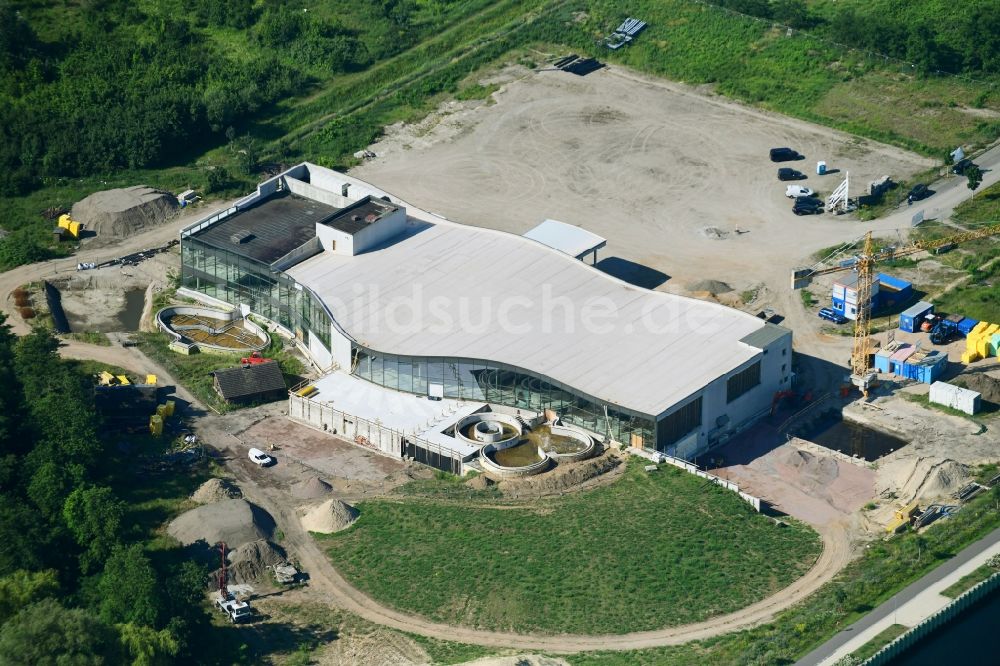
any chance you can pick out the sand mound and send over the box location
[878,456,970,503]
[291,476,333,500]
[686,279,733,295]
[783,448,840,486]
[167,499,275,548]
[497,452,620,496]
[300,499,359,534]
[72,185,177,239]
[192,478,242,504]
[227,540,287,584]
[954,372,1000,404]
[464,474,494,490]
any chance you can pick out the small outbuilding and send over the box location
[929,381,981,415]
[212,360,287,404]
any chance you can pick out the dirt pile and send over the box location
[878,456,970,503]
[291,476,333,500]
[497,452,621,496]
[192,478,242,504]
[783,448,840,487]
[167,499,275,548]
[686,279,733,294]
[954,372,1000,405]
[464,474,494,490]
[299,499,359,534]
[72,185,177,239]
[227,539,287,584]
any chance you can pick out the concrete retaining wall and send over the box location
[547,424,596,462]
[479,443,550,479]
[155,305,269,354]
[864,572,1000,665]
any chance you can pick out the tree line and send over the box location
[0,316,211,664]
[0,0,446,196]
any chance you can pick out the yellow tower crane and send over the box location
[791,223,1000,396]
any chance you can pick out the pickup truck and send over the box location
[216,594,252,624]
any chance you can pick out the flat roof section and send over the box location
[288,214,768,417]
[523,219,607,260]
[323,196,399,235]
[192,192,336,264]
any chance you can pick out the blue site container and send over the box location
[899,301,934,333]
[958,318,980,336]
[876,273,913,310]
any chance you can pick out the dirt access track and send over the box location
[206,413,851,654]
[353,65,933,299]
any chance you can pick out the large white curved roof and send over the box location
[286,186,770,417]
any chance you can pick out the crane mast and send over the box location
[850,232,876,395]
[790,222,1000,398]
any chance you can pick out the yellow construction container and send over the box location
[156,404,168,418]
[295,385,317,398]
[896,501,919,521]
[886,515,908,533]
[57,214,72,229]
[66,221,82,238]
[115,374,130,386]
[98,371,115,386]
[149,414,163,437]
[145,374,157,385]
[962,350,981,364]
[164,400,175,416]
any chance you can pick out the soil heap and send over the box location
[192,478,242,504]
[167,499,275,548]
[954,372,1000,405]
[227,540,287,584]
[300,499,359,534]
[72,185,177,239]
[878,456,970,503]
[291,476,333,500]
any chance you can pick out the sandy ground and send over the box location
[352,65,933,300]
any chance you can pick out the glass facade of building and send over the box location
[181,236,332,349]
[181,234,703,454]
[351,346,675,449]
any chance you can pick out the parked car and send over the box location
[818,308,848,324]
[785,185,814,198]
[248,448,274,467]
[770,147,801,162]
[907,184,930,203]
[951,158,976,175]
[793,197,824,215]
[778,167,806,181]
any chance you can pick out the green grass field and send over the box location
[320,460,821,635]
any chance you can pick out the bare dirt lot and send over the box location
[352,66,933,299]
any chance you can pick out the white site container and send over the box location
[929,381,981,415]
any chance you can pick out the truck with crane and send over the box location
[215,542,253,624]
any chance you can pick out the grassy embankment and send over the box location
[320,459,821,635]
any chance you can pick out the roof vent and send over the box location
[230,230,254,244]
[351,215,361,222]
[365,213,378,223]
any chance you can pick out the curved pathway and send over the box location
[222,443,852,652]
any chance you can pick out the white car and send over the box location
[785,185,814,198]
[248,448,274,467]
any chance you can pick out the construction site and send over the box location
[2,56,999,664]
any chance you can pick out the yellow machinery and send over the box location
[115,374,130,386]
[885,501,920,533]
[792,223,1000,396]
[149,414,163,437]
[57,214,84,239]
[145,374,157,385]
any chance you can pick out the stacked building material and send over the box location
[963,321,999,362]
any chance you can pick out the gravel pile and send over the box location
[167,499,275,549]
[291,476,333,500]
[300,499,359,534]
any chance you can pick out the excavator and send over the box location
[791,222,1000,396]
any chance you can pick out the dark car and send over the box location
[951,158,976,175]
[793,198,824,215]
[907,184,930,203]
[770,147,801,162]
[818,308,848,324]
[778,167,806,181]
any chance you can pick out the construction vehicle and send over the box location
[57,214,84,239]
[791,223,1000,396]
[240,351,267,365]
[215,542,253,624]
